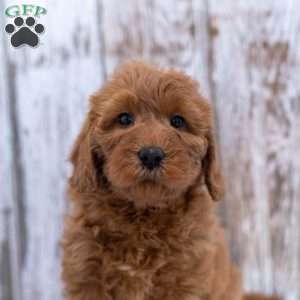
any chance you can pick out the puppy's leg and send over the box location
[62,222,107,300]
[148,254,215,300]
[217,265,243,300]
[244,294,282,300]
[62,220,149,300]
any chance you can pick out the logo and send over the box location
[4,4,47,48]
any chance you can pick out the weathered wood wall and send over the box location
[1,0,299,299]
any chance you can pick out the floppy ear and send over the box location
[202,131,225,201]
[69,114,103,193]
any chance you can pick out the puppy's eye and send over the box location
[170,115,186,129]
[117,112,134,126]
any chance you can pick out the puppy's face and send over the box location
[70,63,223,208]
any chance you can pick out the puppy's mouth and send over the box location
[104,145,199,205]
[138,166,163,182]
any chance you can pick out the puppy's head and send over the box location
[70,62,224,207]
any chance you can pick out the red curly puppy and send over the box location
[62,62,280,300]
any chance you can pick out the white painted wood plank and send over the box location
[3,0,106,299]
[209,1,300,299]
[0,14,10,297]
[191,0,213,99]
[140,0,199,75]
[102,0,147,74]
[0,24,13,300]
[102,0,209,95]
[0,1,23,298]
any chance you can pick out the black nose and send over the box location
[138,146,165,170]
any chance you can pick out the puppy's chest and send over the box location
[95,225,172,270]
[93,220,212,278]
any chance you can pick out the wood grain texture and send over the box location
[1,0,299,300]
[209,1,300,299]
[0,19,13,300]
[2,0,105,299]
[0,1,23,298]
[102,0,209,91]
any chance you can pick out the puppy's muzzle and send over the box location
[138,146,165,170]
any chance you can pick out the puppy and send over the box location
[62,62,280,300]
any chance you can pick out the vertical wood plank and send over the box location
[209,1,300,299]
[140,0,200,76]
[0,29,13,300]
[191,0,213,99]
[102,0,209,95]
[102,0,146,74]
[1,0,23,298]
[3,0,106,299]
[143,0,210,96]
[0,13,11,298]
